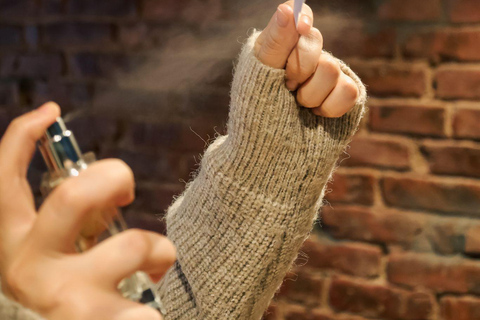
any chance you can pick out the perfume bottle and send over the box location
[37,117,166,314]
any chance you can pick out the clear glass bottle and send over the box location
[38,117,166,314]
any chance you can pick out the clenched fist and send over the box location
[255,1,359,117]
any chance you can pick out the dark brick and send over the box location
[16,54,63,78]
[350,61,428,97]
[382,176,480,217]
[41,0,64,14]
[446,0,480,23]
[0,26,22,47]
[119,23,149,48]
[441,296,480,320]
[325,172,375,206]
[68,0,136,16]
[405,29,480,62]
[71,53,140,78]
[0,54,16,77]
[436,67,480,100]
[0,110,10,137]
[0,82,18,105]
[301,238,382,277]
[329,276,433,319]
[123,210,166,235]
[133,183,183,213]
[342,136,410,170]
[25,25,38,49]
[453,106,480,140]
[101,147,183,183]
[321,206,423,247]
[422,143,480,178]
[122,121,183,151]
[142,0,188,21]
[43,23,112,47]
[0,0,39,17]
[65,115,118,153]
[378,0,442,22]
[369,101,445,137]
[32,82,92,108]
[388,252,480,294]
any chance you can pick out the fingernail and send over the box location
[301,15,311,27]
[276,6,289,27]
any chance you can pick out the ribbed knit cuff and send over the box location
[202,30,366,206]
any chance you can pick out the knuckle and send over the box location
[101,159,135,188]
[310,28,323,47]
[320,56,341,80]
[7,118,28,136]
[297,90,317,109]
[342,76,360,103]
[54,183,82,208]
[122,229,151,258]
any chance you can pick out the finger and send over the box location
[32,159,135,252]
[0,102,60,178]
[312,72,359,118]
[297,53,341,109]
[0,102,60,241]
[85,230,176,288]
[285,27,323,91]
[291,1,314,35]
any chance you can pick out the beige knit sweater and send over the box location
[0,31,366,320]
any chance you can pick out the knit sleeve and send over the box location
[157,30,367,320]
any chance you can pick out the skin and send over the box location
[0,2,358,319]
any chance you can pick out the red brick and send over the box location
[349,61,428,97]
[422,143,480,178]
[378,0,442,22]
[16,54,63,78]
[369,102,445,137]
[342,136,410,170]
[427,220,469,255]
[446,0,480,23]
[301,238,382,277]
[454,106,480,139]
[465,225,480,255]
[388,252,480,294]
[441,296,480,320]
[315,21,396,59]
[285,306,334,320]
[263,303,280,320]
[436,67,480,100]
[322,206,423,247]
[68,0,136,16]
[405,29,480,62]
[277,270,323,306]
[329,276,433,319]
[325,172,375,206]
[382,176,480,216]
[43,23,112,47]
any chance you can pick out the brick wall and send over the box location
[1,0,480,319]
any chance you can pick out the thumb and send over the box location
[255,3,312,69]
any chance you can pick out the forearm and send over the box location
[158,31,366,320]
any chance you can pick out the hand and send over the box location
[0,102,176,320]
[254,1,359,117]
